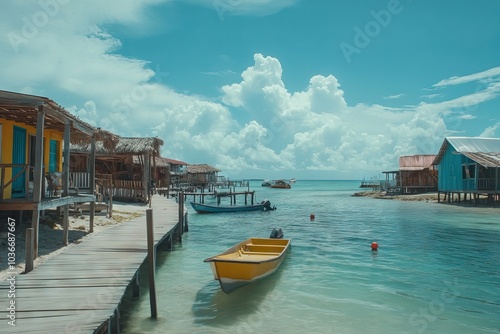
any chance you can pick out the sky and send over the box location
[1,0,500,180]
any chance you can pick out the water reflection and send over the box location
[192,267,284,327]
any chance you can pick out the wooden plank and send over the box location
[0,195,184,333]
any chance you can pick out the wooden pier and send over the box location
[183,190,256,205]
[0,195,187,334]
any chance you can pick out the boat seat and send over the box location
[241,251,280,255]
[244,244,286,253]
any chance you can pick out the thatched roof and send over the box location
[0,90,118,149]
[71,136,163,156]
[186,164,220,174]
[131,155,170,167]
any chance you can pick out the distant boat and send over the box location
[261,179,272,187]
[204,229,291,293]
[289,178,296,183]
[270,180,291,189]
[190,199,276,213]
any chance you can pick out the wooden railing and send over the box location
[113,180,146,201]
[0,164,30,200]
[1,167,146,203]
[70,173,146,201]
[462,178,499,191]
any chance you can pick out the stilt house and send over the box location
[432,137,500,206]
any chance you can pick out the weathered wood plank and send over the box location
[0,195,184,334]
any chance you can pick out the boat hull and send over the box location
[190,201,275,213]
[204,238,291,293]
[270,180,291,189]
[270,185,291,189]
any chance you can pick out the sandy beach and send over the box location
[0,202,148,280]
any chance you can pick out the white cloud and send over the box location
[458,114,476,120]
[218,54,450,173]
[183,0,299,17]
[384,93,404,99]
[433,66,500,87]
[0,2,497,178]
[480,123,500,138]
[420,93,442,99]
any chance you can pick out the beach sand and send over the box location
[0,202,148,280]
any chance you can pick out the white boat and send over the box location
[261,179,272,187]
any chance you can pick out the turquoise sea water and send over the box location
[120,180,500,334]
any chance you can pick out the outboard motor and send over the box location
[270,227,284,239]
[261,199,277,211]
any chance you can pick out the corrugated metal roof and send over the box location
[447,137,500,152]
[399,155,436,170]
[164,158,189,166]
[433,137,500,167]
[461,152,500,168]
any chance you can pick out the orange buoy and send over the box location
[371,242,378,251]
[310,214,315,221]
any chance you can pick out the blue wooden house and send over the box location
[432,137,500,206]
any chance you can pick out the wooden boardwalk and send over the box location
[0,195,186,333]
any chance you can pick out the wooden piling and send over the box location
[63,205,69,245]
[146,209,158,319]
[25,228,34,273]
[132,272,140,298]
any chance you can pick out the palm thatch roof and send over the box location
[131,155,170,167]
[0,90,118,149]
[71,136,163,156]
[186,164,220,174]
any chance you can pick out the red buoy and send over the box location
[310,214,315,221]
[371,242,378,251]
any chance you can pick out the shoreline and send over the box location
[353,190,439,202]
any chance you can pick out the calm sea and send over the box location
[119,180,500,334]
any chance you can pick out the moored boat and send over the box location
[261,179,272,187]
[270,179,291,189]
[204,230,291,293]
[190,199,276,213]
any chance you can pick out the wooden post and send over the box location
[184,212,189,232]
[89,135,96,232]
[132,272,140,298]
[144,153,151,206]
[146,209,158,318]
[25,228,34,273]
[31,106,45,259]
[62,121,71,245]
[109,174,113,217]
[63,205,69,245]
[178,192,184,242]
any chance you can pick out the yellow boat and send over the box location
[204,234,291,294]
